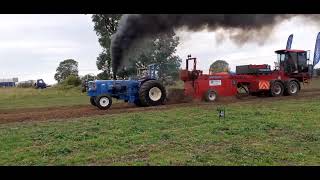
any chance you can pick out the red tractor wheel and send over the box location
[285,81,300,96]
[270,81,284,97]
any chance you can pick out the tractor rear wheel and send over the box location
[96,95,112,110]
[204,89,218,102]
[270,81,284,97]
[139,80,166,107]
[285,81,300,96]
[90,96,97,106]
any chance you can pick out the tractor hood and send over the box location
[87,79,140,97]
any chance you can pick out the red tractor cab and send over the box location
[275,49,312,79]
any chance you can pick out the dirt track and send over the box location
[1,88,320,124]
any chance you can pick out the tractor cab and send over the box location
[135,63,159,80]
[146,63,159,80]
[275,49,312,75]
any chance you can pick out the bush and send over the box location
[61,75,82,87]
[17,83,33,88]
[56,84,77,90]
[54,83,82,92]
[17,81,35,88]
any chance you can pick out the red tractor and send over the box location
[180,36,319,102]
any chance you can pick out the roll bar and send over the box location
[186,55,197,71]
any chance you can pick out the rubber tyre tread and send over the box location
[138,80,166,107]
[270,81,284,97]
[90,96,97,106]
[285,81,300,96]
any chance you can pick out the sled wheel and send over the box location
[204,89,217,102]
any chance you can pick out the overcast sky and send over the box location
[0,14,319,85]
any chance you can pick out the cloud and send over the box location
[0,14,102,85]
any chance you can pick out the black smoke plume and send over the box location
[111,14,319,77]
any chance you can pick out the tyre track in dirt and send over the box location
[1,88,320,124]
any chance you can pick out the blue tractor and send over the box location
[87,64,167,110]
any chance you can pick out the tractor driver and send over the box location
[142,70,149,78]
[286,52,298,73]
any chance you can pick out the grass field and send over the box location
[1,78,320,165]
[0,96,320,165]
[0,87,88,110]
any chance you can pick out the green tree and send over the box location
[209,60,230,73]
[54,59,79,83]
[92,14,122,78]
[80,74,96,82]
[120,31,182,80]
[63,74,82,87]
[152,32,182,80]
[97,71,111,80]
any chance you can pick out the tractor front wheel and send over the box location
[139,80,166,106]
[270,81,284,97]
[96,95,112,110]
[90,96,97,106]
